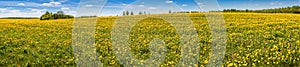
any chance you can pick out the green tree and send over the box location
[57,11,64,15]
[53,14,59,19]
[126,11,129,16]
[131,11,134,15]
[123,11,126,16]
[40,11,74,20]
[40,11,52,20]
[139,11,143,15]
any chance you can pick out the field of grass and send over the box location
[1,13,300,66]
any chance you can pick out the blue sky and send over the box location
[0,0,299,17]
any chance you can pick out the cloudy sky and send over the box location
[0,0,299,17]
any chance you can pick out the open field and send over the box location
[1,13,300,66]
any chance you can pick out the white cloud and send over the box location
[0,1,46,7]
[68,11,76,13]
[0,1,68,7]
[9,10,20,13]
[41,2,61,6]
[0,8,7,11]
[270,1,283,5]
[197,3,205,7]
[104,6,123,8]
[138,5,144,7]
[197,3,203,5]
[50,2,61,5]
[0,11,45,17]
[61,7,70,10]
[182,4,188,7]
[165,1,173,3]
[0,8,19,13]
[0,8,7,12]
[28,8,46,13]
[42,3,52,6]
[148,7,157,10]
[17,3,25,6]
[58,0,68,2]
[65,11,76,16]
[85,5,93,7]
[122,4,130,6]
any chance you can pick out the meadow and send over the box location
[1,13,300,66]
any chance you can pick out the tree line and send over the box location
[40,11,74,20]
[122,11,150,16]
[222,5,300,13]
[121,10,204,16]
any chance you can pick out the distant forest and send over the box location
[173,5,300,14]
[220,5,300,13]
[40,11,74,20]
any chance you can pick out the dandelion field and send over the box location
[1,13,300,66]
